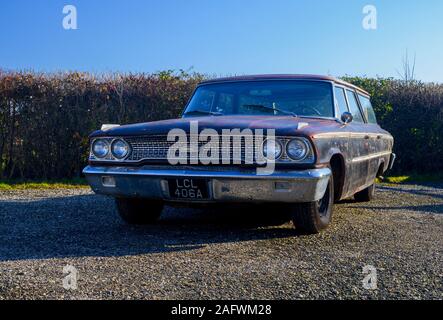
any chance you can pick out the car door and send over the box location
[345,89,371,191]
[333,86,354,197]
[357,93,385,181]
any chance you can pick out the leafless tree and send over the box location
[396,50,416,84]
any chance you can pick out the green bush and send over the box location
[0,71,442,180]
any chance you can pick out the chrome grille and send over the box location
[125,135,258,163]
[126,137,175,161]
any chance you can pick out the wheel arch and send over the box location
[328,152,346,202]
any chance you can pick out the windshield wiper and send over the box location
[183,109,223,116]
[242,104,297,117]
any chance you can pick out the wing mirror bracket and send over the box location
[341,112,353,124]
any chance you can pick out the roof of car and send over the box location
[199,74,370,96]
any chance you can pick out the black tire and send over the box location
[115,198,163,224]
[290,170,334,234]
[354,183,375,202]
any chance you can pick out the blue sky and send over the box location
[1,0,442,82]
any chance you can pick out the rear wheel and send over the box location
[290,170,334,234]
[354,183,375,202]
[115,198,164,224]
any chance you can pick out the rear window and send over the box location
[358,94,377,124]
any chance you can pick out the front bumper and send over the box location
[83,165,331,203]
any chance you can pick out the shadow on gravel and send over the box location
[349,204,443,215]
[378,185,443,201]
[0,194,297,262]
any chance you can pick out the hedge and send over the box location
[0,70,442,180]
[0,70,203,179]
[343,77,443,175]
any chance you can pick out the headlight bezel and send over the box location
[91,139,110,159]
[262,138,283,160]
[286,138,310,161]
[90,137,131,161]
[111,138,130,160]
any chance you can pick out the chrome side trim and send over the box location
[313,132,393,140]
[351,151,392,163]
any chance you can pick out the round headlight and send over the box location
[92,139,109,158]
[111,139,129,159]
[286,139,308,160]
[263,139,282,160]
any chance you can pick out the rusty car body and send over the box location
[83,75,395,233]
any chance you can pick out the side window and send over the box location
[346,90,364,123]
[358,94,377,124]
[334,87,349,116]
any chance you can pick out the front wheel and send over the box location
[115,198,164,224]
[290,172,334,234]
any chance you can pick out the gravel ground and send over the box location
[0,183,442,300]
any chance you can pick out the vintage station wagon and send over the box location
[83,75,395,234]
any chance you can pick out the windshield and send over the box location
[183,80,334,118]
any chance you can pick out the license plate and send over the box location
[167,178,209,200]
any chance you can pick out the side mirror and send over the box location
[341,112,353,124]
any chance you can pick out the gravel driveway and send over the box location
[0,183,442,300]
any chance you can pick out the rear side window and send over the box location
[346,90,364,123]
[358,94,377,124]
[334,87,349,116]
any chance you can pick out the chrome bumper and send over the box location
[83,165,331,203]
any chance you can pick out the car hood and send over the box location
[90,115,338,138]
